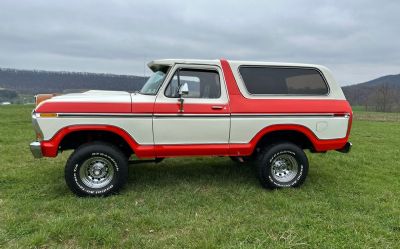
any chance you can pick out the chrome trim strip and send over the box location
[231,113,349,118]
[54,113,350,118]
[155,113,344,118]
[57,113,153,118]
[232,115,334,118]
[153,113,230,118]
[54,112,349,118]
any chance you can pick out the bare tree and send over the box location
[374,83,393,112]
[393,87,400,112]
[364,93,370,111]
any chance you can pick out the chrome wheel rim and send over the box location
[270,154,299,182]
[79,157,115,189]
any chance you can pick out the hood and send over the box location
[35,90,132,113]
[51,90,131,102]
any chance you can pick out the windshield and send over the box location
[139,71,168,95]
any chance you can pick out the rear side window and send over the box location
[239,66,328,95]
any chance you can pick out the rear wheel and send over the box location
[65,142,128,197]
[256,142,308,189]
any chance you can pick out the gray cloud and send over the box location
[0,0,399,85]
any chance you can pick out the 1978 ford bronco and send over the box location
[30,59,352,196]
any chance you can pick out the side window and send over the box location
[165,69,221,98]
[239,66,328,95]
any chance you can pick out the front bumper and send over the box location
[336,142,352,153]
[30,141,43,158]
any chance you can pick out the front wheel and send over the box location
[257,142,308,189]
[65,142,128,197]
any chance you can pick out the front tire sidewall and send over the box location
[74,152,119,195]
[65,143,127,197]
[258,143,308,189]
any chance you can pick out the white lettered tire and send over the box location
[65,142,128,197]
[257,142,309,189]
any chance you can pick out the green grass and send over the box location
[0,105,399,248]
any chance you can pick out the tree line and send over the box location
[0,68,147,95]
[1,67,399,112]
[342,75,400,113]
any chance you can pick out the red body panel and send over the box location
[154,102,229,114]
[132,102,154,113]
[154,144,230,157]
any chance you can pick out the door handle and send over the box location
[211,105,223,110]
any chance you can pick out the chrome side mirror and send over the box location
[178,83,189,113]
[178,83,189,97]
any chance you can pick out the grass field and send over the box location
[0,105,399,248]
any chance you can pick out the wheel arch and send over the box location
[250,124,319,153]
[41,125,154,158]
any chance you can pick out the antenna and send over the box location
[143,56,146,84]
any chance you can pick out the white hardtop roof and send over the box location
[147,59,326,71]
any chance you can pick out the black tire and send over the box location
[65,141,128,197]
[257,142,308,189]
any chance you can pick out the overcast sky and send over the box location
[0,0,399,85]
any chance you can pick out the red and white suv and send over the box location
[30,59,352,196]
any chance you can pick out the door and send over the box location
[153,64,230,157]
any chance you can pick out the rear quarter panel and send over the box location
[221,59,352,151]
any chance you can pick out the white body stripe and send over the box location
[153,117,230,144]
[37,115,349,145]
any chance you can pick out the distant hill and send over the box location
[342,74,400,112]
[347,74,400,87]
[0,68,147,95]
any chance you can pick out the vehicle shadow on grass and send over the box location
[125,157,345,194]
[125,157,259,190]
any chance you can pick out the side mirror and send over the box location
[178,83,189,97]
